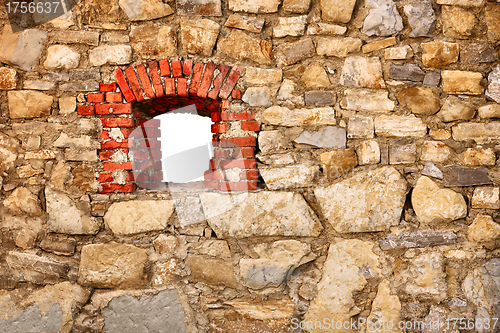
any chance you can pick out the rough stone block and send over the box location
[442,70,483,95]
[130,24,176,59]
[8,90,53,119]
[340,56,385,89]
[443,165,492,186]
[219,29,272,64]
[0,67,17,90]
[180,18,220,56]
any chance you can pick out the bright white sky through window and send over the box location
[157,105,214,183]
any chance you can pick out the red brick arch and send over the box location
[76,59,260,193]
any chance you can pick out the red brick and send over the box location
[165,78,175,96]
[148,61,165,98]
[121,128,134,138]
[106,93,123,103]
[220,181,257,191]
[125,67,145,102]
[100,140,130,150]
[115,69,136,103]
[198,62,217,98]
[100,183,136,193]
[207,64,231,100]
[159,59,170,76]
[183,60,193,76]
[99,151,115,161]
[211,123,230,133]
[221,110,255,121]
[77,105,95,115]
[136,64,155,99]
[100,117,134,128]
[219,158,256,169]
[171,60,183,77]
[102,162,132,171]
[99,131,110,140]
[219,67,241,99]
[177,78,188,97]
[88,93,105,103]
[241,120,261,132]
[211,111,222,122]
[232,89,241,100]
[96,103,133,115]
[98,173,114,183]
[240,170,259,180]
[189,62,205,96]
[219,136,256,147]
[100,83,117,93]
[238,147,255,159]
[136,119,161,127]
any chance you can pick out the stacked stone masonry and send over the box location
[1,0,500,332]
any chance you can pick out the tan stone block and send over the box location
[320,149,357,180]
[316,37,362,57]
[420,141,453,163]
[478,104,500,119]
[8,90,53,119]
[468,214,500,243]
[186,255,237,287]
[341,88,394,112]
[486,4,500,41]
[219,29,272,64]
[0,67,17,90]
[452,122,500,143]
[384,45,413,60]
[340,56,386,89]
[437,0,484,6]
[283,0,311,13]
[59,96,76,114]
[306,22,347,35]
[348,116,374,139]
[130,24,176,59]
[228,0,280,13]
[362,37,397,53]
[472,187,500,209]
[397,87,440,115]
[180,18,220,56]
[119,0,173,20]
[88,45,131,66]
[442,70,483,95]
[320,0,356,23]
[224,14,264,33]
[374,115,427,137]
[429,129,451,140]
[437,96,475,122]
[462,148,496,166]
[442,6,477,39]
[262,106,336,126]
[301,63,330,88]
[421,41,459,68]
[273,15,307,37]
[356,140,380,165]
[3,187,43,216]
[245,67,282,85]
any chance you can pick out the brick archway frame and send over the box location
[76,59,260,194]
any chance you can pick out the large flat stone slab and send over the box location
[443,165,492,187]
[200,191,323,238]
[8,91,53,119]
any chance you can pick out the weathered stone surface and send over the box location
[17,165,43,178]
[420,141,453,163]
[228,0,280,13]
[258,130,293,154]
[89,45,132,66]
[242,87,272,106]
[273,15,307,37]
[283,0,311,13]
[388,63,425,82]
[442,70,483,95]
[356,140,380,165]
[59,96,76,114]
[316,37,362,57]
[8,90,53,119]
[362,37,396,54]
[362,0,403,36]
[421,41,459,68]
[219,29,272,64]
[105,200,174,235]
[305,240,380,328]
[404,252,447,301]
[437,0,484,5]
[257,153,295,166]
[45,187,100,235]
[301,63,330,88]
[53,133,99,149]
[293,126,346,149]
[315,167,407,233]
[424,71,441,86]
[320,149,357,180]
[23,80,55,91]
[180,18,220,56]
[442,6,477,39]
[472,187,500,209]
[101,31,130,44]
[79,242,148,288]
[0,67,17,90]
[304,91,336,106]
[130,24,176,59]
[412,176,467,224]
[275,38,315,66]
[340,56,385,89]
[39,236,76,256]
[0,27,47,71]
[486,65,500,103]
[367,280,401,332]
[320,0,356,23]
[404,1,435,37]
[0,282,89,333]
[389,141,416,164]
[443,165,492,186]
[224,14,265,33]
[462,43,496,64]
[239,240,314,289]
[69,69,100,81]
[245,67,282,86]
[397,87,440,115]
[259,164,319,189]
[59,82,100,92]
[385,45,413,60]
[200,191,323,238]
[6,252,69,284]
[119,0,173,20]
[463,148,496,166]
[44,45,80,70]
[380,231,457,250]
[375,115,427,137]
[452,122,500,143]
[102,289,187,333]
[186,256,237,287]
[348,116,374,138]
[468,214,500,243]
[485,4,500,41]
[262,106,336,126]
[306,23,347,35]
[437,96,474,122]
[50,31,100,45]
[3,187,43,217]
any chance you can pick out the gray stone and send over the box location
[259,164,320,190]
[174,196,205,227]
[44,45,80,70]
[362,0,403,36]
[462,43,496,64]
[43,72,69,81]
[50,31,100,45]
[422,162,444,179]
[487,65,500,103]
[293,126,346,149]
[177,0,221,15]
[340,56,385,89]
[380,231,457,250]
[119,0,174,20]
[403,1,435,37]
[424,71,441,86]
[224,14,265,33]
[275,38,315,66]
[348,116,374,138]
[89,45,132,66]
[200,191,323,238]
[59,82,100,92]
[0,304,62,333]
[389,141,416,164]
[314,166,408,233]
[443,165,492,186]
[304,91,336,106]
[388,63,425,82]
[23,80,56,90]
[69,69,100,81]
[102,289,187,333]
[242,87,272,106]
[0,28,47,71]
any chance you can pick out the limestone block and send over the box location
[3,187,43,217]
[471,187,500,209]
[262,106,336,126]
[228,0,281,13]
[316,37,362,57]
[259,164,319,189]
[89,45,132,66]
[468,214,500,243]
[6,251,69,284]
[389,141,416,164]
[362,0,403,36]
[0,67,17,90]
[356,140,380,165]
[301,63,330,88]
[176,0,221,15]
[219,29,272,64]
[242,87,272,106]
[283,0,311,13]
[341,88,394,112]
[347,116,374,139]
[180,18,220,56]
[130,24,176,59]
[306,23,347,35]
[0,27,47,71]
[485,4,500,41]
[273,16,307,37]
[462,148,496,166]
[320,0,356,23]
[186,256,237,287]
[374,115,427,137]
[420,141,453,163]
[8,90,53,119]
[437,96,475,122]
[224,14,265,33]
[442,6,477,39]
[452,122,500,143]
[320,149,357,180]
[404,252,447,301]
[340,56,385,89]
[422,41,459,68]
[486,65,500,103]
[245,67,282,86]
[384,46,413,60]
[397,87,440,115]
[442,70,483,95]
[404,1,435,37]
[275,38,315,66]
[293,126,346,149]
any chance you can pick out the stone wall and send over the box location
[1,0,500,332]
